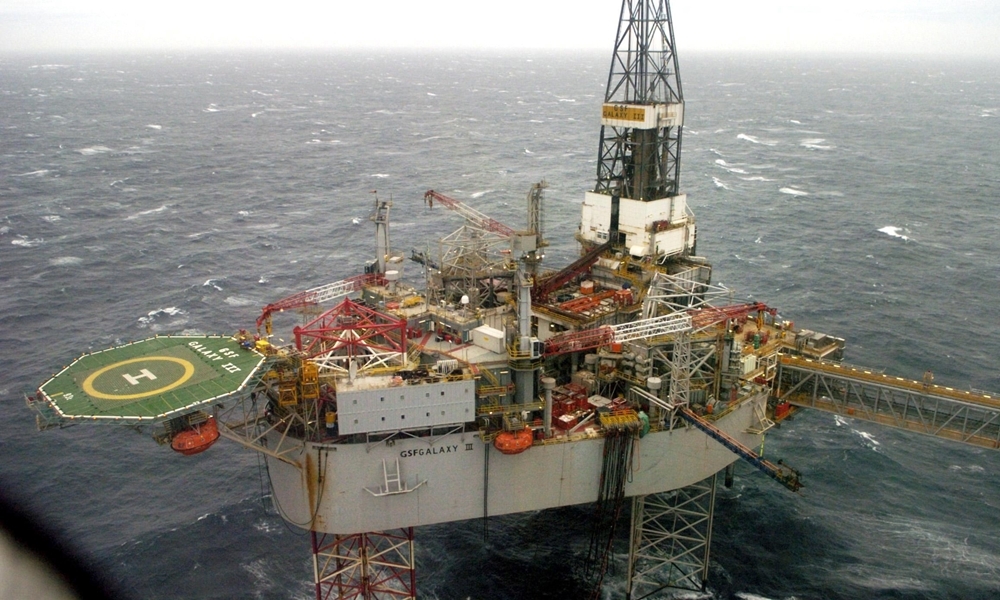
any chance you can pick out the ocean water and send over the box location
[2,50,999,599]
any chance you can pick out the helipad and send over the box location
[38,336,267,421]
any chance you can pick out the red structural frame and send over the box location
[312,528,416,600]
[293,298,407,363]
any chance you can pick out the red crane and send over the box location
[423,190,516,238]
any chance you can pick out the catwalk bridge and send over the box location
[776,355,1000,450]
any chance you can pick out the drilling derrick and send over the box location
[598,0,683,200]
[581,0,694,265]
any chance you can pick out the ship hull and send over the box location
[266,392,767,535]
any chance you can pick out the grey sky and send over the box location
[2,0,999,56]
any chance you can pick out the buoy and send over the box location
[493,427,533,455]
[171,417,220,456]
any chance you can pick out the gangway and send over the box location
[543,301,770,357]
[678,407,802,492]
[544,313,691,357]
[776,355,1000,450]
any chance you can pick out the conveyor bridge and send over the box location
[777,355,1000,450]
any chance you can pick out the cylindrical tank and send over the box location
[541,377,556,438]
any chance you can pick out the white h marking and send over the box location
[123,369,158,386]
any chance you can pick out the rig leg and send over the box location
[311,527,416,600]
[626,472,719,599]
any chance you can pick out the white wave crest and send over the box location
[224,296,255,307]
[126,204,169,219]
[878,226,910,241]
[41,215,62,222]
[737,133,778,146]
[50,256,83,266]
[712,177,730,190]
[779,187,808,196]
[11,169,51,177]
[470,190,494,199]
[714,159,747,174]
[12,237,44,247]
[801,138,834,150]
[77,146,113,156]
[853,428,880,449]
[137,306,186,327]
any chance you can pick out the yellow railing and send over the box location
[781,355,1000,409]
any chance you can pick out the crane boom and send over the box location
[423,190,516,238]
[256,273,386,333]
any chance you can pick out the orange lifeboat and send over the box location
[171,417,220,456]
[493,427,533,455]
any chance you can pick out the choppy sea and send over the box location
[2,50,999,599]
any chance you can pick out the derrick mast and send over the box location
[580,0,694,263]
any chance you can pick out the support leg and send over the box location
[626,472,719,599]
[312,528,416,600]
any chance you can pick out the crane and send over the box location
[423,190,516,238]
[255,273,386,336]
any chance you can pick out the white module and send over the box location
[337,377,476,435]
[471,325,505,355]
[579,191,695,258]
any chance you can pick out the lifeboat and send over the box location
[171,417,220,456]
[493,427,533,455]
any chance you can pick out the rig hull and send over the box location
[267,391,766,535]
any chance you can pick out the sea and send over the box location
[1,49,999,600]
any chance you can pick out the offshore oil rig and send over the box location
[26,1,1000,598]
